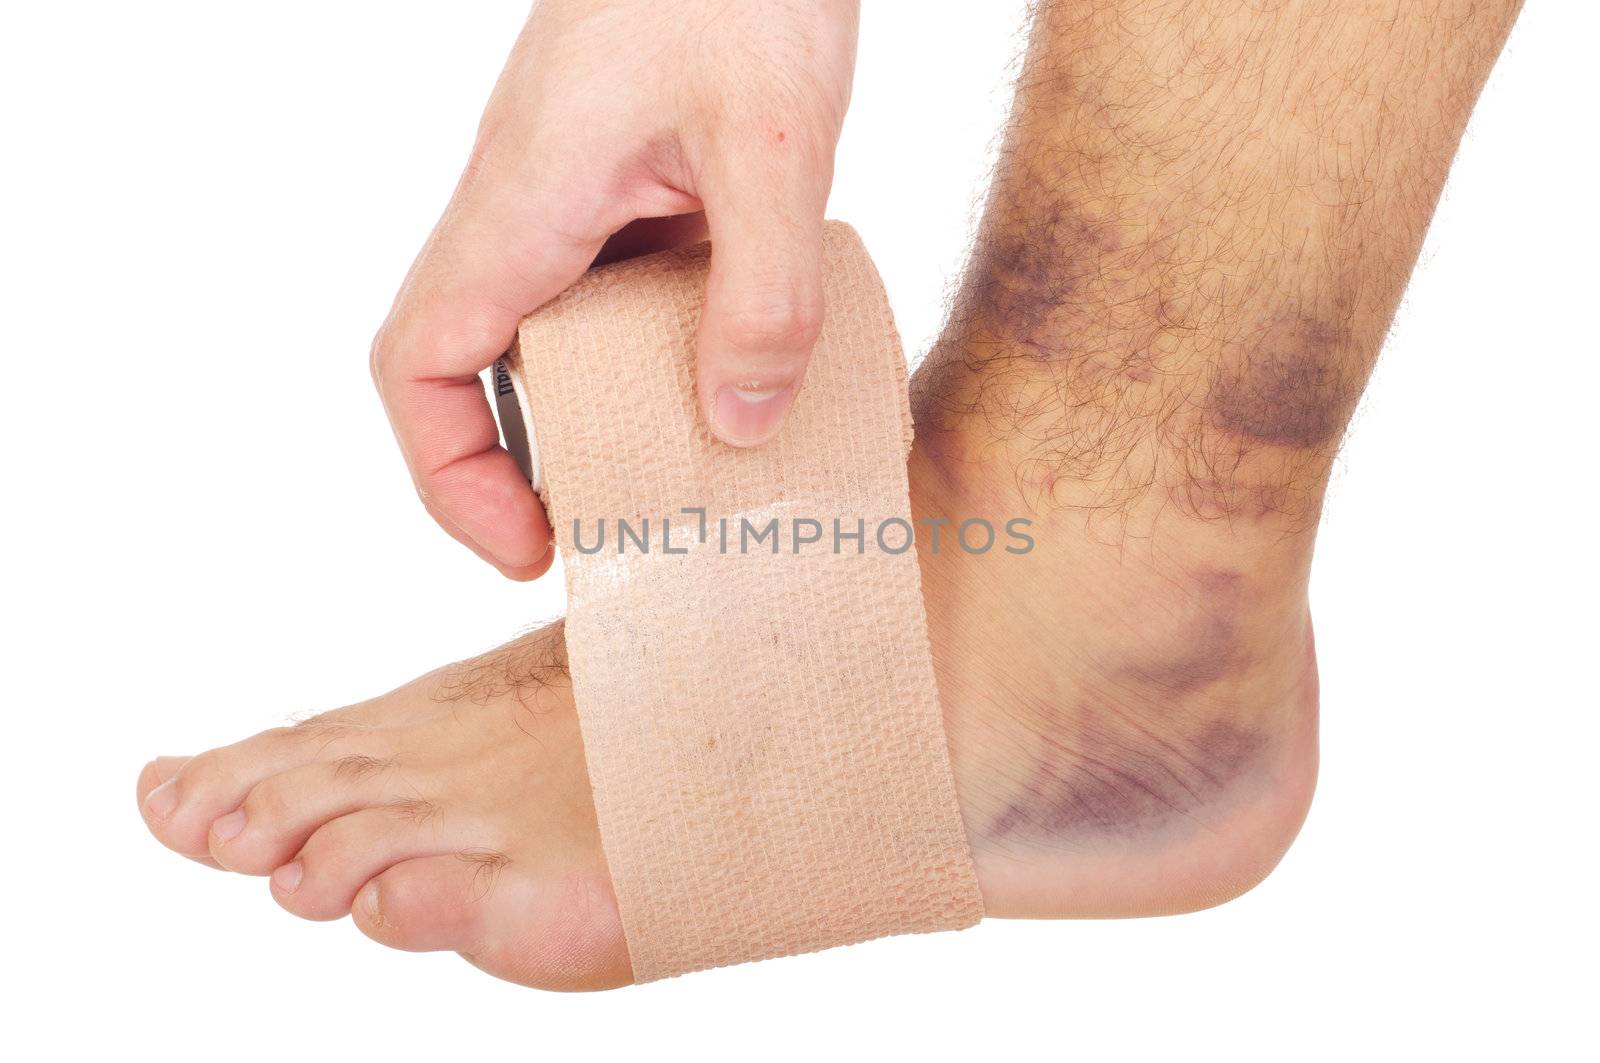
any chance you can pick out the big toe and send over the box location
[136,757,222,870]
[136,756,190,804]
[352,854,632,992]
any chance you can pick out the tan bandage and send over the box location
[505,222,982,981]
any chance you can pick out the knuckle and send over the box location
[176,752,228,802]
[387,797,441,826]
[368,329,389,390]
[333,754,392,781]
[375,870,419,918]
[287,716,355,746]
[297,821,347,865]
[457,139,518,205]
[721,298,824,355]
[243,778,291,823]
[417,487,446,518]
[461,140,496,190]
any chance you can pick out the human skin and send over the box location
[369,0,860,580]
[140,0,1524,988]
[913,0,1524,910]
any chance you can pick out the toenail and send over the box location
[272,861,303,894]
[212,809,246,843]
[358,882,382,926]
[145,780,178,820]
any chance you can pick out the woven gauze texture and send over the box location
[509,222,983,981]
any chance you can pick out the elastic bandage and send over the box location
[502,222,983,980]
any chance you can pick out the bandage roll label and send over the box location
[509,223,983,980]
[490,356,540,491]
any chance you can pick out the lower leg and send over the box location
[919,0,1523,521]
[916,0,1522,912]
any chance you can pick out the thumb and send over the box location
[696,147,828,446]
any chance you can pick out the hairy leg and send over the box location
[915,0,1523,909]
[919,0,1522,531]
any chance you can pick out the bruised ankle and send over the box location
[908,420,1321,918]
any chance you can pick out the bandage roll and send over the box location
[505,222,982,981]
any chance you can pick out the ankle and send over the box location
[908,426,1322,917]
[954,596,1320,917]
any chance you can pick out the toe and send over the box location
[208,755,411,875]
[271,802,461,921]
[349,853,494,953]
[136,756,190,806]
[136,757,223,870]
[140,720,387,859]
[353,854,632,991]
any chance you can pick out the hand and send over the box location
[370,0,860,579]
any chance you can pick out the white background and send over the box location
[2,1,1595,1058]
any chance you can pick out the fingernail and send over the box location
[272,861,304,894]
[359,882,382,925]
[713,383,794,446]
[211,809,246,843]
[492,537,553,576]
[145,780,179,820]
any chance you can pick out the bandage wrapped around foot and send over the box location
[500,222,983,981]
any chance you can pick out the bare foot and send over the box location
[138,626,632,989]
[136,403,1319,988]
